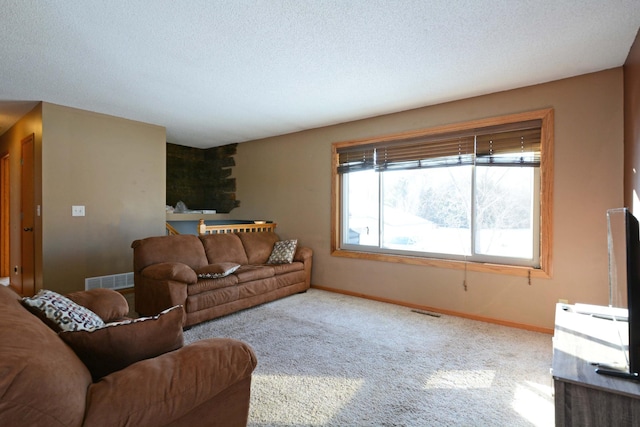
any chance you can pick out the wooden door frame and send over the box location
[0,152,9,278]
[20,134,35,296]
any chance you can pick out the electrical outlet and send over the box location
[558,298,569,304]
[72,205,85,217]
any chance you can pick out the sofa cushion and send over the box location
[188,274,239,296]
[237,277,279,299]
[22,289,105,332]
[275,270,308,289]
[234,265,275,283]
[59,305,184,381]
[0,286,92,427]
[199,233,249,265]
[187,286,240,312]
[132,234,208,273]
[196,262,241,279]
[270,261,304,275]
[236,232,280,264]
[267,239,298,264]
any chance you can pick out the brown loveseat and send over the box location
[132,231,312,327]
[0,285,257,427]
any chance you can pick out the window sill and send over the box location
[330,249,551,279]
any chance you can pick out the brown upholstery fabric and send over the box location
[0,285,256,427]
[236,232,280,265]
[234,265,275,283]
[270,261,304,275]
[134,231,313,328]
[295,246,313,289]
[184,281,308,327]
[60,305,185,381]
[142,262,198,284]
[166,377,252,427]
[0,286,92,427]
[187,286,240,312]
[66,288,130,322]
[199,234,249,265]
[84,339,257,427]
[132,234,208,273]
[294,246,313,263]
[135,276,189,318]
[237,278,277,299]
[275,270,307,289]
[188,275,239,296]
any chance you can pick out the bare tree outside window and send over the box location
[334,109,553,275]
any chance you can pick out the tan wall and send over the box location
[625,29,640,213]
[232,68,624,330]
[40,103,166,294]
[0,104,43,291]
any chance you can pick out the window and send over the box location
[331,109,554,277]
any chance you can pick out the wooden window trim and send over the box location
[330,108,554,279]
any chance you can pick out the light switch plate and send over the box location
[72,205,85,216]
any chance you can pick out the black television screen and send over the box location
[595,208,640,380]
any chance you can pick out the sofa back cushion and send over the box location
[236,232,281,265]
[132,234,208,273]
[0,285,92,427]
[199,233,249,265]
[60,305,184,381]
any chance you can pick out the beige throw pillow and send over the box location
[195,262,241,279]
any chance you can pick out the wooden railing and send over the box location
[198,219,277,235]
[166,222,180,235]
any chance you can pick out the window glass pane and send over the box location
[334,110,552,273]
[344,170,379,246]
[474,166,535,259]
[382,167,472,255]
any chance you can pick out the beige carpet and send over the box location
[183,289,554,426]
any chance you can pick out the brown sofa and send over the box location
[0,285,257,427]
[132,231,312,327]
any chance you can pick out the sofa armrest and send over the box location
[66,288,129,322]
[294,246,312,263]
[84,338,257,427]
[142,262,198,285]
[294,246,313,289]
[134,276,188,318]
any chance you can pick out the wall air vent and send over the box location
[85,272,134,291]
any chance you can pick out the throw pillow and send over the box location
[59,305,184,381]
[21,289,105,332]
[195,262,241,279]
[266,239,298,264]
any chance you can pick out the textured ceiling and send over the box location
[1,1,639,148]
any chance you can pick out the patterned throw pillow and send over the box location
[22,289,105,332]
[266,239,298,264]
[195,262,241,279]
[98,305,181,329]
